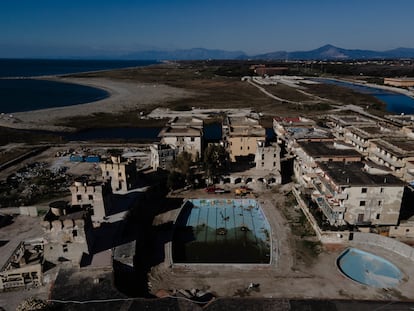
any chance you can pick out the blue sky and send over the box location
[1,0,414,57]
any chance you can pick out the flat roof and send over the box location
[329,114,376,126]
[298,141,362,158]
[371,138,414,158]
[347,125,403,140]
[159,126,201,137]
[318,162,405,186]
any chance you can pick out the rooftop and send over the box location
[347,126,400,139]
[371,138,414,158]
[329,114,376,127]
[298,141,362,159]
[318,162,405,187]
[159,126,202,137]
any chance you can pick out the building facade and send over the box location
[223,116,266,162]
[311,162,405,226]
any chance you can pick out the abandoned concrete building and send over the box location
[150,143,179,170]
[311,161,405,226]
[41,204,89,266]
[223,116,266,162]
[0,239,43,291]
[69,178,112,226]
[100,155,138,193]
[368,138,414,182]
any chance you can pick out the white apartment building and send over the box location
[311,162,405,226]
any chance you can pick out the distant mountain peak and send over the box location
[249,45,414,61]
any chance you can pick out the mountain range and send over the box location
[122,45,414,61]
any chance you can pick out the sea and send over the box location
[0,59,158,114]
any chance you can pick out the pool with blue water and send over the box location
[337,248,403,288]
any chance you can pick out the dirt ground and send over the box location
[148,185,414,301]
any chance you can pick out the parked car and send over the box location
[205,186,225,194]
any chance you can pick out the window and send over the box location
[62,244,68,253]
[273,162,276,167]
[106,171,109,176]
[274,154,276,158]
[247,146,250,150]
[261,154,265,160]
[376,214,380,220]
[73,230,78,237]
[118,172,122,177]
[359,201,366,206]
[88,195,93,201]
[380,187,384,193]
[77,194,82,201]
[361,188,367,193]
[378,200,382,206]
[191,137,195,142]
[261,162,264,167]
[240,146,243,150]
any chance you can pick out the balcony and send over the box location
[371,149,403,168]
[314,195,345,225]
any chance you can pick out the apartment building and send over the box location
[327,114,376,140]
[150,143,178,170]
[293,141,362,188]
[368,138,414,181]
[223,116,266,162]
[343,125,400,155]
[311,162,405,226]
[254,140,281,171]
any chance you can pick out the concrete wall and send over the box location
[344,185,403,226]
[351,232,414,261]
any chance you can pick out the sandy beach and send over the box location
[0,77,195,132]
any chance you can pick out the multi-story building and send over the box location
[150,143,178,170]
[100,156,138,192]
[327,114,376,140]
[69,178,112,226]
[293,141,362,188]
[343,125,400,155]
[311,162,405,226]
[223,116,266,162]
[159,126,203,160]
[254,140,281,171]
[368,138,414,181]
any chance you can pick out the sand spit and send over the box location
[0,77,195,132]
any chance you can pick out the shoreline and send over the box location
[0,76,195,132]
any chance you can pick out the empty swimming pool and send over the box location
[172,199,272,264]
[337,248,403,288]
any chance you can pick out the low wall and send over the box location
[351,232,414,261]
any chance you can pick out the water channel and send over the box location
[317,78,414,114]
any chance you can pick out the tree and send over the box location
[170,151,195,188]
[173,151,193,177]
[203,144,228,184]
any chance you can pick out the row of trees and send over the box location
[166,144,228,191]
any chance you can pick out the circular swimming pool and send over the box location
[337,248,403,288]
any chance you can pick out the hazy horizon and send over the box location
[2,0,414,58]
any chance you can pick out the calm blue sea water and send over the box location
[318,78,414,114]
[0,59,157,114]
[0,59,157,78]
